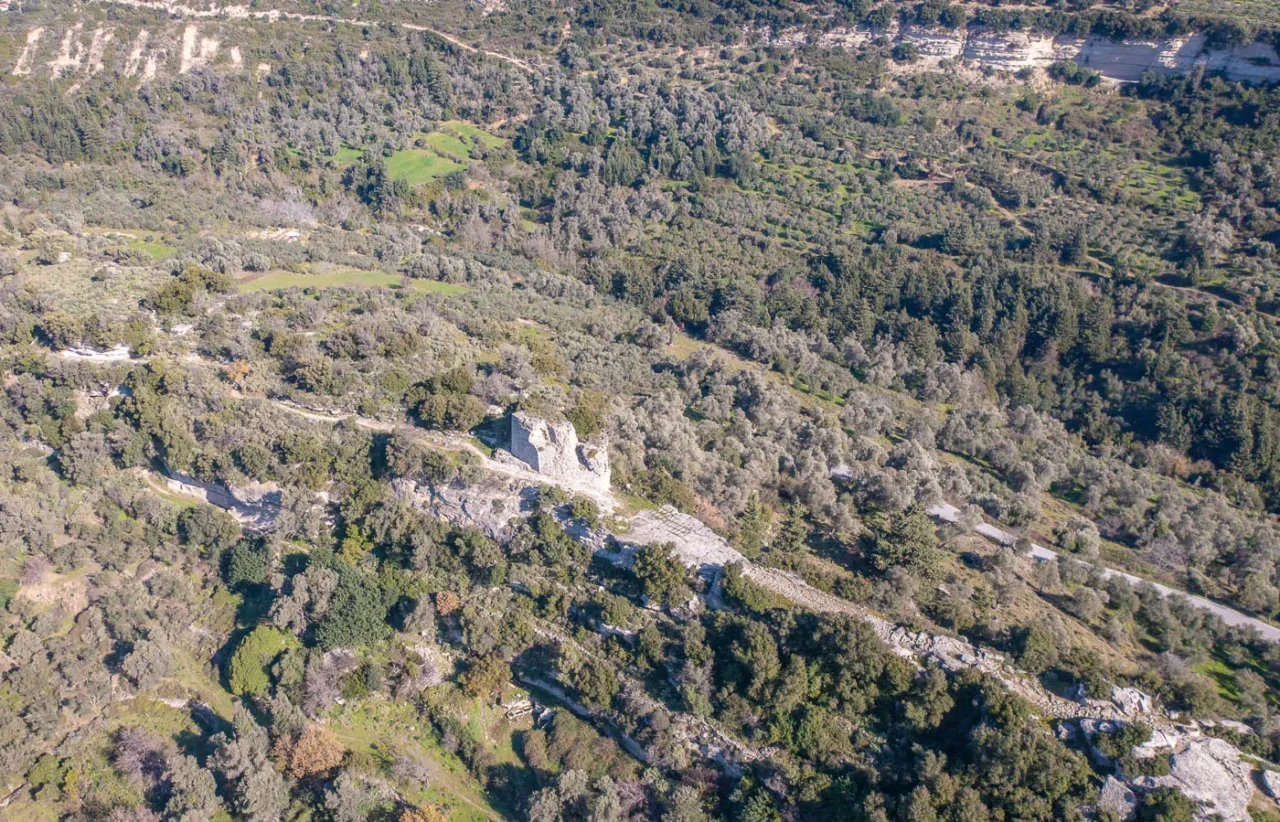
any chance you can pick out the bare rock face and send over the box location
[764,24,1280,84]
[1098,776,1139,821]
[509,412,610,495]
[1257,768,1280,800]
[1110,686,1154,717]
[1070,684,1157,717]
[1133,737,1257,822]
[961,30,1066,71]
[1066,719,1264,821]
[162,468,281,528]
[898,24,964,60]
[391,475,537,539]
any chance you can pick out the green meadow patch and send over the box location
[333,145,364,164]
[441,120,504,150]
[238,268,472,295]
[424,131,473,159]
[385,148,464,185]
[128,238,176,260]
[328,121,504,185]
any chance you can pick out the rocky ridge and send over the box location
[134,403,1280,819]
[761,22,1280,84]
[7,6,1280,86]
[1067,720,1263,821]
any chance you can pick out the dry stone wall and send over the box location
[160,467,281,528]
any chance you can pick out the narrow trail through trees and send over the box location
[929,502,1280,642]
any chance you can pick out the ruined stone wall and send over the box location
[509,412,611,495]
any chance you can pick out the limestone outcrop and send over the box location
[613,505,745,571]
[1067,719,1264,822]
[391,475,537,539]
[509,412,610,496]
[1133,737,1257,821]
[1258,768,1280,800]
[161,468,281,528]
[1098,776,1139,821]
[766,24,1280,84]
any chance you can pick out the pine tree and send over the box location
[1081,296,1113,361]
[633,542,691,607]
[870,505,942,580]
[774,503,809,555]
[1157,403,1192,452]
[737,492,770,559]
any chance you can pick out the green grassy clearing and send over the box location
[237,269,472,295]
[329,699,507,821]
[425,131,474,158]
[387,148,465,184]
[442,120,504,150]
[83,227,177,260]
[327,120,503,182]
[333,145,364,164]
[1195,656,1244,702]
[127,238,176,260]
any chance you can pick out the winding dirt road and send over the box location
[928,502,1280,642]
[96,0,537,73]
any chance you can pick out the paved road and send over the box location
[928,502,1280,643]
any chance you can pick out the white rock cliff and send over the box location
[771,24,1280,84]
[509,411,611,496]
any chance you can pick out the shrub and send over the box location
[633,542,691,607]
[227,626,298,696]
[280,725,345,778]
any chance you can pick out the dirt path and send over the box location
[96,0,536,73]
[266,398,619,512]
[929,502,1280,642]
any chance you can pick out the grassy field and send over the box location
[331,121,505,185]
[425,131,474,159]
[441,120,504,150]
[329,698,512,821]
[333,145,364,164]
[1196,656,1245,701]
[85,227,177,260]
[237,268,472,294]
[128,237,176,260]
[386,148,465,185]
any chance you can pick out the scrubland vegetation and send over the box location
[6,0,1280,819]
